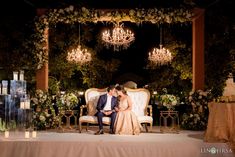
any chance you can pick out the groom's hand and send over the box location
[103,111,112,115]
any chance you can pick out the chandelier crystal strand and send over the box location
[148,26,172,66]
[67,24,91,64]
[102,23,135,51]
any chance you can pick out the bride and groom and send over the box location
[95,85,141,135]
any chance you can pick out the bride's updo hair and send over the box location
[115,85,127,95]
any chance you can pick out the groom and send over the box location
[95,85,118,135]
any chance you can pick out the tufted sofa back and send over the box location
[126,88,150,116]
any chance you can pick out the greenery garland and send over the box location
[32,5,193,69]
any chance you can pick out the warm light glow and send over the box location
[148,45,172,66]
[67,45,91,64]
[102,23,135,51]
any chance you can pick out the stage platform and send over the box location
[0,126,234,157]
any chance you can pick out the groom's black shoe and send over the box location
[109,129,115,134]
[95,129,104,135]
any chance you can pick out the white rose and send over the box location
[39,115,46,121]
[189,91,194,95]
[172,100,177,106]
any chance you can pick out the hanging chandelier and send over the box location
[148,45,172,66]
[102,23,135,51]
[148,26,172,66]
[67,25,91,64]
[67,45,91,64]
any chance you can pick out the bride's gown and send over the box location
[114,97,141,135]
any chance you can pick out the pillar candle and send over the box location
[5,131,9,138]
[32,131,37,138]
[25,131,30,138]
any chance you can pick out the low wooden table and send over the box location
[160,110,179,133]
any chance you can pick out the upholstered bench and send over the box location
[79,88,153,132]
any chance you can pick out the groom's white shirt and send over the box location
[103,94,112,111]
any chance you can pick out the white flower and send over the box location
[39,115,46,121]
[69,5,74,11]
[172,100,177,106]
[189,91,194,95]
[31,98,38,105]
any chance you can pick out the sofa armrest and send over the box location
[146,105,153,117]
[80,104,88,117]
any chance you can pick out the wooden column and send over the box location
[36,9,49,91]
[192,8,205,90]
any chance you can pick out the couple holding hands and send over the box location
[95,85,141,135]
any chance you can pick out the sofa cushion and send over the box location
[79,116,111,124]
[87,99,98,116]
[137,116,153,123]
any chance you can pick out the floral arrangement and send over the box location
[30,5,193,69]
[0,118,16,131]
[31,89,51,108]
[0,118,6,131]
[181,113,208,130]
[31,89,59,130]
[56,92,78,110]
[157,88,178,110]
[160,94,178,110]
[188,89,212,113]
[181,89,212,130]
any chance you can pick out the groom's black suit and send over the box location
[95,94,118,131]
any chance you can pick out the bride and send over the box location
[114,85,141,135]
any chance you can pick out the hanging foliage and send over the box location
[29,5,193,69]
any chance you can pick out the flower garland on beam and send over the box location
[32,5,193,69]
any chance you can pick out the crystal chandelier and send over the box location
[148,26,172,66]
[67,45,91,64]
[148,45,172,66]
[67,25,91,64]
[102,23,135,51]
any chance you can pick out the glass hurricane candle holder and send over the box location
[19,70,24,81]
[13,71,18,80]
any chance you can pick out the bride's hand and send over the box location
[115,107,119,112]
